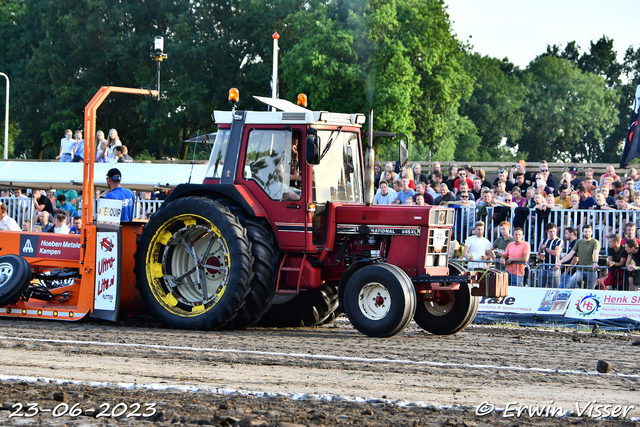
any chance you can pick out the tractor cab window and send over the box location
[205,129,230,178]
[312,130,362,204]
[243,129,301,201]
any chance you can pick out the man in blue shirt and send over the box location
[105,168,135,222]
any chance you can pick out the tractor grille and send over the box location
[426,228,450,267]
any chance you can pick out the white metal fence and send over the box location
[0,196,35,230]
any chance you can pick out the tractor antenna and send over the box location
[187,129,200,184]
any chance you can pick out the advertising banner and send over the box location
[94,231,119,311]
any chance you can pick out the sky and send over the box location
[445,0,640,69]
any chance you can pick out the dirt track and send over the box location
[0,316,638,426]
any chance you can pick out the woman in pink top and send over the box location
[501,227,531,286]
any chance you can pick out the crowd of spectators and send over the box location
[54,128,133,164]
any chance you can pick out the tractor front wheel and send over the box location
[413,262,479,335]
[343,263,416,338]
[135,197,253,330]
[0,255,31,307]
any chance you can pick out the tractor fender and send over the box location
[161,183,266,218]
[337,257,381,311]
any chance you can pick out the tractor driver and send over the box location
[289,133,302,190]
[105,168,136,221]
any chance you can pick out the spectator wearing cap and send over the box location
[599,164,620,187]
[105,168,136,221]
[569,166,581,189]
[0,202,21,231]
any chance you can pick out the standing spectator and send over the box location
[56,194,78,219]
[396,177,415,204]
[462,221,494,270]
[599,165,620,187]
[373,162,382,190]
[509,161,531,185]
[373,181,396,205]
[95,130,108,162]
[494,221,515,258]
[513,173,529,195]
[624,239,640,291]
[434,183,455,205]
[47,190,57,207]
[53,213,70,234]
[33,189,54,217]
[105,168,136,221]
[412,163,427,186]
[72,130,84,162]
[560,226,579,288]
[55,129,76,162]
[501,227,530,286]
[476,168,492,189]
[0,202,21,231]
[105,129,122,163]
[556,224,600,289]
[69,216,82,235]
[554,185,572,209]
[604,234,627,290]
[537,223,563,287]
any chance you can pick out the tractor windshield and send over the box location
[205,129,230,178]
[312,130,362,203]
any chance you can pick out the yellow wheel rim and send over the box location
[145,214,230,317]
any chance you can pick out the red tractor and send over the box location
[134,92,507,337]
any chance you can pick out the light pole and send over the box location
[0,72,8,160]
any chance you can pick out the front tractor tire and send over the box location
[135,197,253,330]
[343,263,416,338]
[413,262,479,335]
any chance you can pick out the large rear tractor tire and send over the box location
[259,282,339,327]
[343,263,416,338]
[0,255,31,306]
[224,213,280,329]
[135,197,253,330]
[413,262,479,335]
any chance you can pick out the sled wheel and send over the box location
[343,263,416,338]
[216,200,280,329]
[413,262,479,335]
[0,255,31,306]
[135,197,253,330]
[259,282,339,327]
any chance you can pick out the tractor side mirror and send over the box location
[399,140,408,169]
[306,131,320,165]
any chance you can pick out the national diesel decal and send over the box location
[336,224,420,236]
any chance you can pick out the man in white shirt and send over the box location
[0,202,21,231]
[462,220,494,270]
[373,180,397,205]
[53,213,70,234]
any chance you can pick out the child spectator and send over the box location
[537,223,563,287]
[604,233,627,290]
[556,224,600,289]
[501,227,530,286]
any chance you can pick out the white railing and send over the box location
[0,196,35,230]
[133,199,164,220]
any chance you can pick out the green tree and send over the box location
[457,53,526,161]
[519,55,619,162]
